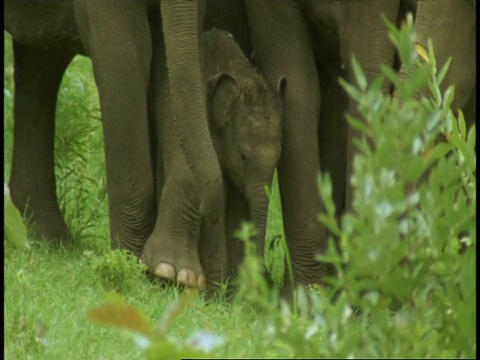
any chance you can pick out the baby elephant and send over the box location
[142,28,284,288]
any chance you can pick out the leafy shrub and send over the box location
[88,249,148,293]
[313,13,475,357]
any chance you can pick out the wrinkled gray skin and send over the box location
[206,0,475,293]
[144,28,283,286]
[4,0,223,289]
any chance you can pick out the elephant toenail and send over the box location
[155,262,175,281]
[198,275,206,290]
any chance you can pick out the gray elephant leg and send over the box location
[317,63,349,220]
[74,0,156,256]
[9,41,74,245]
[143,155,205,289]
[245,1,326,288]
[142,17,208,288]
[341,0,401,211]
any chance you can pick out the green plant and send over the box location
[313,13,475,357]
[265,172,287,289]
[89,249,148,293]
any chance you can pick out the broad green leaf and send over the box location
[4,183,28,250]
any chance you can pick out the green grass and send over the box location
[4,31,288,359]
[4,240,287,359]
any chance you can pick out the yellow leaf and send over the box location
[88,294,154,340]
[415,44,429,63]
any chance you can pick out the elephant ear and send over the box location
[207,73,240,130]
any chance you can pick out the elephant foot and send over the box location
[32,218,73,246]
[25,208,73,246]
[141,236,206,289]
[9,188,73,245]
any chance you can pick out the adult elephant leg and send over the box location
[143,153,205,289]
[317,64,349,221]
[341,0,401,211]
[142,17,208,289]
[9,41,74,245]
[160,0,224,222]
[74,0,155,256]
[245,1,326,289]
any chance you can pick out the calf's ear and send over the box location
[208,73,240,129]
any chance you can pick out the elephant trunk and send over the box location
[160,0,223,221]
[245,180,270,263]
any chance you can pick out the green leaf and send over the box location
[403,64,431,100]
[4,183,29,250]
[457,111,467,140]
[317,173,336,218]
[318,214,341,238]
[467,123,475,150]
[366,76,385,101]
[345,114,370,136]
[339,77,362,103]
[351,56,367,91]
[442,86,455,111]
[436,57,452,87]
[380,64,401,90]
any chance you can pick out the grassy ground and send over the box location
[4,32,288,359]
